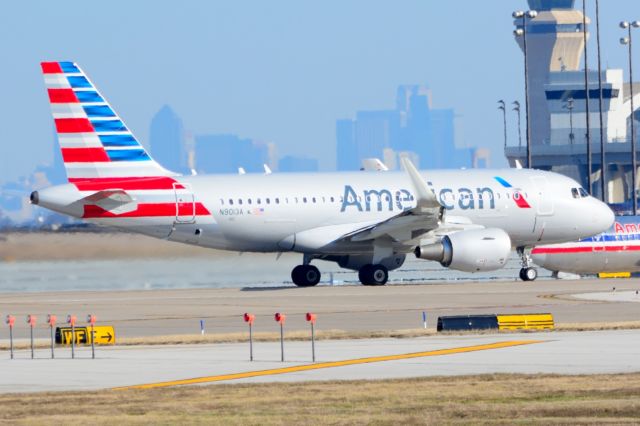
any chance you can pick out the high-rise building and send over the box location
[278,155,319,172]
[336,85,467,170]
[195,134,269,174]
[336,119,358,171]
[149,105,187,173]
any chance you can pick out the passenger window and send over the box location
[331,197,335,202]
[257,198,261,204]
[220,199,224,205]
[266,198,271,204]
[312,197,317,203]
[229,199,234,205]
[303,197,308,203]
[275,198,280,204]
[248,198,252,205]
[238,199,243,205]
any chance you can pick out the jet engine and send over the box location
[414,228,511,272]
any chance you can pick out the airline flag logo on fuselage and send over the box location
[493,176,531,209]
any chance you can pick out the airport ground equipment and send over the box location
[26,315,36,359]
[437,313,555,332]
[47,314,56,359]
[243,313,255,361]
[306,313,317,362]
[275,313,286,362]
[5,315,15,359]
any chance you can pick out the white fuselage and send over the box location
[36,168,614,257]
[532,215,640,274]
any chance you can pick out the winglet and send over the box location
[263,164,273,175]
[400,156,440,209]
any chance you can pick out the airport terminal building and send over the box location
[505,0,640,207]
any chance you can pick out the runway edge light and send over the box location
[275,313,286,362]
[47,315,56,359]
[26,315,36,359]
[306,313,317,362]
[6,315,15,359]
[243,313,255,361]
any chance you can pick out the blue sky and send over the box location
[1,0,639,182]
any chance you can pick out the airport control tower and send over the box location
[507,0,640,205]
[513,0,588,146]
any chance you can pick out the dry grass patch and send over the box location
[2,374,640,424]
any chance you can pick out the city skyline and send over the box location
[1,0,639,185]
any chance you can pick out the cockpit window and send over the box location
[579,188,589,197]
[571,188,580,199]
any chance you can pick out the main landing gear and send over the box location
[358,264,389,286]
[517,246,538,282]
[291,264,321,287]
[290,258,390,287]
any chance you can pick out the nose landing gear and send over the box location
[517,246,538,281]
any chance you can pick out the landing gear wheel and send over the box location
[291,265,321,287]
[519,267,538,282]
[358,264,389,286]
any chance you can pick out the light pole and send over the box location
[595,0,606,202]
[564,98,575,145]
[620,20,640,215]
[582,0,593,194]
[498,100,507,149]
[513,10,538,169]
[513,101,523,149]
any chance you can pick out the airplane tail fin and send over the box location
[41,61,176,182]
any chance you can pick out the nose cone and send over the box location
[590,199,615,235]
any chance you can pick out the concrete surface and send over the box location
[1,278,640,339]
[1,330,639,393]
[572,290,640,303]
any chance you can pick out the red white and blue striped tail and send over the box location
[41,61,177,181]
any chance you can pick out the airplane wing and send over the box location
[344,157,443,243]
[293,157,482,252]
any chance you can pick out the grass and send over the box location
[3,321,640,350]
[1,373,640,424]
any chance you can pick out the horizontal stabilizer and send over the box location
[82,189,137,215]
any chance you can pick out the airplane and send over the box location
[531,215,640,275]
[30,61,615,286]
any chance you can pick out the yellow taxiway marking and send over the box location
[115,340,543,390]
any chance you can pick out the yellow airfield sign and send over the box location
[56,326,116,345]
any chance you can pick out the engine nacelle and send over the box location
[414,228,511,272]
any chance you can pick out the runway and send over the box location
[1,278,639,338]
[1,330,639,393]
